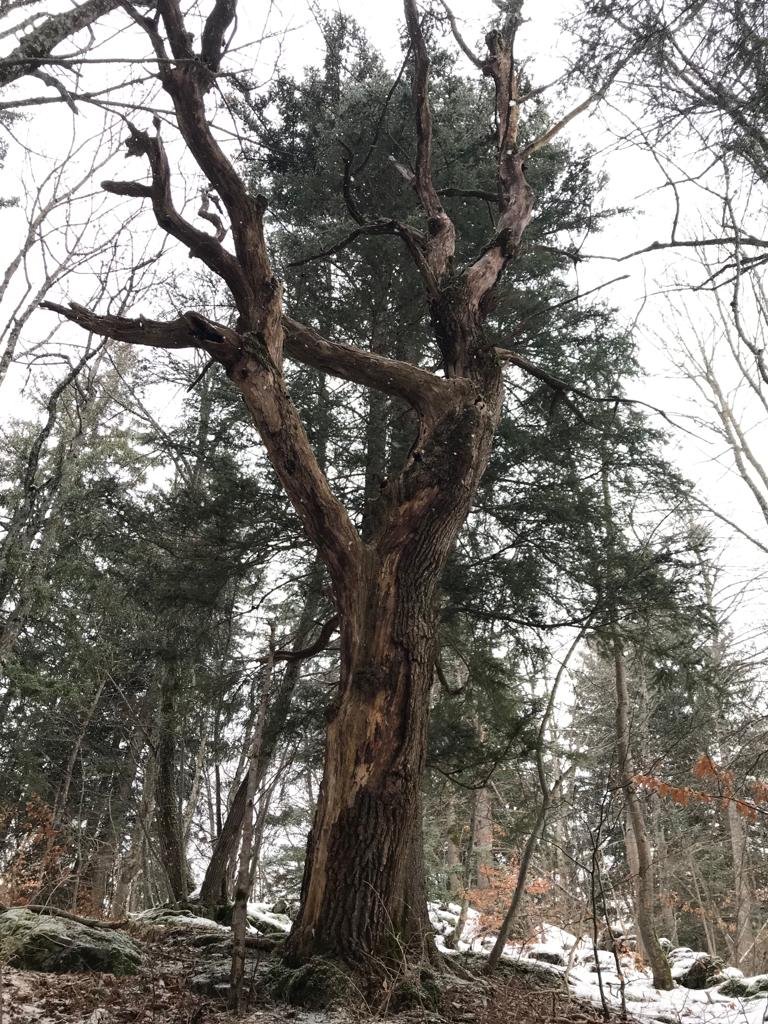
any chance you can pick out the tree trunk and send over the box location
[283,323,502,965]
[199,568,324,907]
[726,798,754,969]
[155,668,189,902]
[623,804,647,958]
[113,751,157,917]
[443,792,463,898]
[612,633,672,990]
[230,626,274,1013]
[284,564,441,965]
[650,794,677,946]
[472,785,494,888]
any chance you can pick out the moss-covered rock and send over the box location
[717,975,768,998]
[527,947,566,966]
[452,951,566,991]
[127,906,227,941]
[0,909,141,975]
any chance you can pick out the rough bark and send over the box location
[155,666,190,902]
[284,411,500,964]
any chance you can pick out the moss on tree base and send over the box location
[264,956,355,1009]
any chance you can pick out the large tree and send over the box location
[40,0,605,965]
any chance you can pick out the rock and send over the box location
[717,974,768,999]
[597,924,635,952]
[245,902,292,936]
[128,906,227,941]
[500,957,567,989]
[0,908,141,975]
[189,955,233,997]
[668,946,694,960]
[526,945,566,966]
[669,949,726,989]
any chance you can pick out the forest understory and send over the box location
[0,913,640,1024]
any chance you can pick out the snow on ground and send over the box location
[428,903,768,1024]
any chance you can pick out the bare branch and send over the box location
[39,301,242,363]
[283,316,467,422]
[272,616,339,662]
[496,348,687,431]
[437,0,483,68]
[101,120,249,309]
[0,0,126,88]
[521,92,600,159]
[402,0,455,279]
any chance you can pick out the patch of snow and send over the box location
[531,923,578,951]
[429,912,768,1024]
[129,908,229,930]
[246,901,292,934]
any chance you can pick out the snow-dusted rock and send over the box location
[717,974,768,999]
[531,923,578,951]
[246,901,292,935]
[669,949,727,989]
[526,943,567,966]
[129,906,229,936]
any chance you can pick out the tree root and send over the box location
[244,933,284,951]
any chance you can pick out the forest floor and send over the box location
[0,932,612,1024]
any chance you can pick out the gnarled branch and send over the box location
[283,316,466,423]
[101,120,248,309]
[39,301,242,364]
[402,0,456,281]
